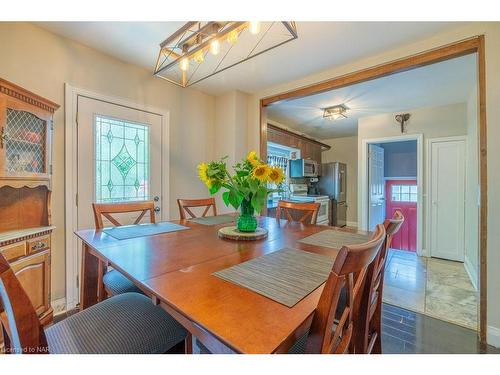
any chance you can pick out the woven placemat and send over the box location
[189,215,235,225]
[213,248,334,307]
[103,222,189,240]
[298,229,371,249]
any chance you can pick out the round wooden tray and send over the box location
[218,226,268,241]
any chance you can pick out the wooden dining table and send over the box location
[75,216,369,354]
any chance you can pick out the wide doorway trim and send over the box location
[259,35,487,343]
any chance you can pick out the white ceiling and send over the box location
[267,54,477,139]
[35,21,468,95]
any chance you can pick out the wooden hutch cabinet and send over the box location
[0,78,59,330]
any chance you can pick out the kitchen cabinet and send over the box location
[267,124,330,169]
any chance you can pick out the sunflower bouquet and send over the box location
[197,151,285,231]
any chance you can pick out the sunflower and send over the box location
[268,167,285,184]
[246,150,260,167]
[197,163,213,188]
[252,164,271,182]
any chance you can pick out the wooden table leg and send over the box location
[184,333,193,354]
[79,243,99,310]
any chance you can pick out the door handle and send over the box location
[154,206,160,213]
[153,196,160,202]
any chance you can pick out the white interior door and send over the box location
[368,144,385,230]
[429,138,465,261]
[77,96,164,231]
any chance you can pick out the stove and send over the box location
[289,184,330,225]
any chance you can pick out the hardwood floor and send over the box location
[382,303,499,354]
[54,303,500,354]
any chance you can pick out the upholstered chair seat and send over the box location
[103,269,143,295]
[45,293,187,354]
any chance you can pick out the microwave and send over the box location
[289,159,319,178]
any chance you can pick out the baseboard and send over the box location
[420,248,430,257]
[346,221,358,228]
[487,326,500,348]
[51,297,67,316]
[464,255,479,291]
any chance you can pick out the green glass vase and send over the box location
[237,198,258,232]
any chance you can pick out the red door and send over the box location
[385,179,417,252]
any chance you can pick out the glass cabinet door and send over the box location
[1,108,48,176]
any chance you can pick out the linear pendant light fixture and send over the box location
[323,104,349,120]
[154,21,298,88]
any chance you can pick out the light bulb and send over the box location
[210,39,220,55]
[194,51,204,63]
[249,21,261,35]
[179,57,189,72]
[227,30,239,44]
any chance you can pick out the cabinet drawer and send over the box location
[0,242,26,262]
[26,235,50,254]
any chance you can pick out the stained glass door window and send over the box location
[94,115,149,202]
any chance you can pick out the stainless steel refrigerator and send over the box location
[318,162,347,227]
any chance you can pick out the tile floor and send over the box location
[382,249,478,329]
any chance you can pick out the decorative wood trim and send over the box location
[477,34,487,345]
[267,123,332,150]
[0,229,53,247]
[259,35,487,344]
[0,177,51,189]
[261,37,481,106]
[0,78,59,113]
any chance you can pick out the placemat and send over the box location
[189,215,235,225]
[213,248,335,307]
[103,222,190,240]
[298,229,371,249]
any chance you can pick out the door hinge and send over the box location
[75,193,79,207]
[48,254,51,265]
[76,274,79,288]
[51,120,54,131]
[49,164,53,175]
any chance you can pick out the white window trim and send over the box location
[64,83,170,311]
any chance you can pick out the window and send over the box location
[94,115,149,203]
[391,184,417,202]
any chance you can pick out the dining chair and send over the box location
[354,210,405,354]
[288,224,386,354]
[276,201,320,225]
[177,198,217,220]
[0,252,188,354]
[92,201,156,299]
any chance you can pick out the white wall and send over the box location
[321,136,358,225]
[245,22,500,346]
[213,90,250,213]
[357,102,467,252]
[465,86,480,289]
[0,22,215,301]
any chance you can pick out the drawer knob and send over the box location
[31,242,46,251]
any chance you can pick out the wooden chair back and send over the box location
[305,224,386,354]
[0,252,48,354]
[92,201,156,230]
[177,198,217,220]
[276,201,320,225]
[355,210,405,354]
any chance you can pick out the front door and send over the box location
[75,95,164,299]
[385,179,417,252]
[77,96,164,231]
[368,144,385,230]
